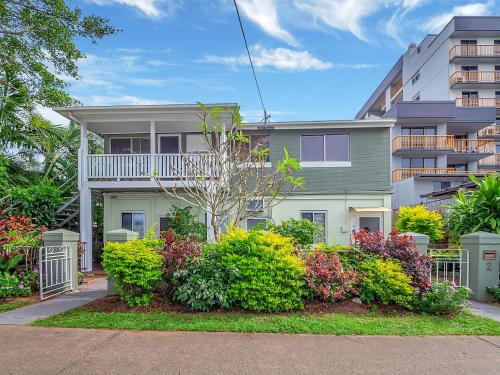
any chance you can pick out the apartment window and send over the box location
[122,212,145,238]
[159,135,180,154]
[496,91,500,99]
[110,138,150,154]
[246,199,264,211]
[449,164,467,171]
[411,72,420,85]
[462,91,478,98]
[235,135,270,161]
[246,217,268,230]
[402,158,436,168]
[495,40,500,55]
[496,117,500,125]
[401,127,436,136]
[359,217,381,232]
[300,135,349,162]
[300,211,326,243]
[433,181,451,191]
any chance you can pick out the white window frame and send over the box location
[300,134,351,168]
[300,210,327,243]
[157,134,181,154]
[121,211,145,238]
[246,199,264,212]
[109,136,150,154]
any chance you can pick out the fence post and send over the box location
[103,229,139,295]
[400,232,430,255]
[460,231,500,302]
[42,229,80,291]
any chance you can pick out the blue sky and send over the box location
[47,0,499,123]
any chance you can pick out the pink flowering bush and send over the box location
[353,229,433,292]
[304,249,359,301]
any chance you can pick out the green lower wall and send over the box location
[103,192,391,245]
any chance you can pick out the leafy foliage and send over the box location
[396,205,444,242]
[304,249,358,301]
[446,174,500,237]
[487,286,500,301]
[358,257,414,308]
[9,183,62,225]
[415,283,470,315]
[0,273,31,299]
[162,206,207,242]
[102,231,163,307]
[269,218,323,246]
[353,229,433,291]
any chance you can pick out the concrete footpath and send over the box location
[0,278,107,325]
[0,326,499,375]
[469,300,500,322]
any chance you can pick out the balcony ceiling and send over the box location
[54,103,238,135]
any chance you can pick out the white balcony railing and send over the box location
[87,153,216,180]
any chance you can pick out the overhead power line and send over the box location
[232,0,270,123]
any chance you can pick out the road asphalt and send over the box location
[0,326,499,375]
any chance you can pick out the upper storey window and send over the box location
[300,135,349,162]
[110,137,150,154]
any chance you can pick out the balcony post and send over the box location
[150,121,156,176]
[79,121,92,271]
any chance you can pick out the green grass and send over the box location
[32,309,500,335]
[0,300,29,313]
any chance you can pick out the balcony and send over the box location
[450,71,500,88]
[392,135,453,155]
[392,168,470,183]
[478,125,500,139]
[478,154,500,169]
[449,45,500,62]
[455,97,499,108]
[86,153,216,181]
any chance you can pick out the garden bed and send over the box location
[32,305,500,335]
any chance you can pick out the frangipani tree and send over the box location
[153,103,303,241]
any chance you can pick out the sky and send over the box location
[45,0,499,125]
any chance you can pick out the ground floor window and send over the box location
[246,217,268,230]
[121,212,145,238]
[359,216,381,232]
[159,217,171,233]
[300,211,326,243]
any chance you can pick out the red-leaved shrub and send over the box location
[304,249,359,301]
[353,229,433,291]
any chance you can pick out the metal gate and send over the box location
[39,246,73,300]
[428,248,469,287]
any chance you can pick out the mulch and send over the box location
[80,295,408,316]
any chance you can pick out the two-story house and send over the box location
[55,103,394,271]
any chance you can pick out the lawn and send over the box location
[0,300,29,313]
[33,309,500,335]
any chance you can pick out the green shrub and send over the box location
[0,273,32,299]
[415,283,470,315]
[358,257,414,308]
[396,205,444,242]
[269,218,323,246]
[209,227,305,312]
[163,206,207,242]
[9,183,62,226]
[487,286,500,301]
[102,231,163,307]
[173,253,235,311]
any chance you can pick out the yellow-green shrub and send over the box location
[358,257,414,308]
[102,233,163,307]
[207,227,306,312]
[396,205,444,242]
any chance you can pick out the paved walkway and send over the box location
[469,300,500,322]
[0,326,499,375]
[0,278,107,325]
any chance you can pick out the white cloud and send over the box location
[88,0,181,19]
[85,95,173,106]
[203,44,332,71]
[235,0,297,46]
[422,3,491,33]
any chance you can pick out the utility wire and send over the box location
[232,0,270,123]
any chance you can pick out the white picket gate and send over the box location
[428,248,469,288]
[39,246,73,300]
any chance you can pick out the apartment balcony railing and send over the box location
[392,168,467,183]
[392,135,453,152]
[478,154,500,167]
[455,97,499,108]
[86,153,216,180]
[478,125,500,137]
[449,44,500,61]
[450,71,500,87]
[392,136,494,154]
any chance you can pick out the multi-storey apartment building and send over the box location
[357,16,499,208]
[55,104,393,270]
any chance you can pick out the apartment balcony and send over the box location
[478,125,500,139]
[450,71,500,89]
[478,154,500,169]
[392,168,491,183]
[86,153,216,186]
[392,135,454,156]
[449,45,500,63]
[455,97,499,108]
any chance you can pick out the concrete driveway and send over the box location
[0,326,499,375]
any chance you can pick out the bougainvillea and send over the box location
[304,249,358,301]
[353,229,433,291]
